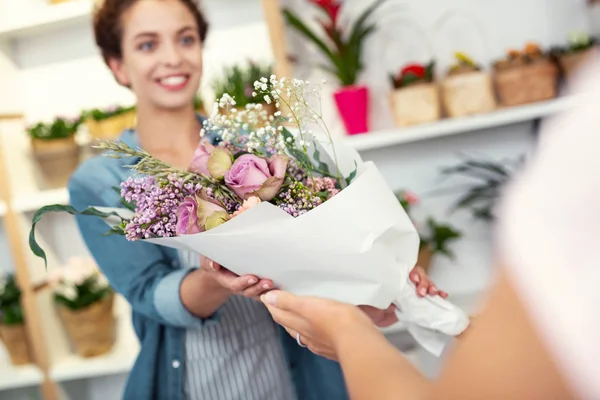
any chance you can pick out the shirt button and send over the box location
[172,360,181,369]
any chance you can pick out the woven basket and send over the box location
[31,136,81,189]
[57,294,115,358]
[390,83,441,127]
[416,245,434,274]
[494,58,559,106]
[434,9,497,117]
[0,324,32,365]
[87,110,136,141]
[558,46,600,82]
[441,71,496,117]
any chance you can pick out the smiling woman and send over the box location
[68,1,351,400]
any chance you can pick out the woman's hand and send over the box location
[262,290,380,360]
[199,256,274,300]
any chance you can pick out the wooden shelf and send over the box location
[0,362,44,391]
[0,0,93,41]
[344,96,578,151]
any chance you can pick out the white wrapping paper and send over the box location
[98,138,469,356]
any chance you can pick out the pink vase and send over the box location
[333,85,369,135]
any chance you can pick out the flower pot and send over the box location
[333,85,369,135]
[390,83,441,127]
[0,324,32,365]
[57,293,115,358]
[416,245,434,273]
[31,136,81,189]
[441,71,496,117]
[557,46,600,82]
[86,110,136,141]
[494,58,559,107]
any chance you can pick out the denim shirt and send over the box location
[68,128,349,400]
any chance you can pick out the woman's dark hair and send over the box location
[93,0,209,65]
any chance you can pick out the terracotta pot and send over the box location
[57,294,115,358]
[31,136,81,188]
[0,324,32,365]
[333,85,369,135]
[390,83,441,127]
[416,245,435,273]
[86,110,136,141]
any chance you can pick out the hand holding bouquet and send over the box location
[30,76,469,356]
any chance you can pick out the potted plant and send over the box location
[212,61,275,114]
[85,104,136,141]
[389,61,440,126]
[440,52,496,118]
[0,273,32,365]
[47,258,115,358]
[27,116,82,188]
[438,154,524,222]
[396,190,462,273]
[493,42,559,106]
[550,32,599,82]
[283,0,388,135]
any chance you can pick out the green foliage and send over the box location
[439,154,524,222]
[284,0,388,86]
[390,62,435,89]
[54,275,112,311]
[550,32,597,56]
[27,116,82,140]
[0,275,24,326]
[84,105,135,122]
[212,61,274,108]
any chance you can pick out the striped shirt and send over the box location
[178,251,296,400]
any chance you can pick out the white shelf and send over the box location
[344,96,578,152]
[0,0,93,41]
[12,188,69,214]
[0,363,44,391]
[49,296,140,382]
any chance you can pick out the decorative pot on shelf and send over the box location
[493,43,559,107]
[390,83,441,127]
[0,323,32,365]
[333,85,369,135]
[31,136,81,189]
[86,110,136,141]
[57,293,116,358]
[557,47,599,80]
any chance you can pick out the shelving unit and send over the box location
[0,363,45,391]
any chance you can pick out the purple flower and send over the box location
[225,154,288,201]
[176,197,201,235]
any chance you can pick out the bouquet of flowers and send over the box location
[30,76,469,356]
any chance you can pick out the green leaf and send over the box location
[312,146,331,176]
[30,204,127,268]
[426,217,462,259]
[345,161,358,186]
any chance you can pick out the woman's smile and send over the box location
[156,73,191,91]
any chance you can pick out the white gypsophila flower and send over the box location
[94,273,110,290]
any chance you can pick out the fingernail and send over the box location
[263,291,277,305]
[248,278,257,285]
[263,283,271,289]
[413,274,420,283]
[419,287,427,296]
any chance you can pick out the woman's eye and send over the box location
[138,41,155,52]
[180,35,196,46]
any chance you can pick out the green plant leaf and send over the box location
[345,161,358,186]
[30,205,126,268]
[312,146,331,176]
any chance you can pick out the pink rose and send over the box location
[232,196,262,218]
[225,154,288,201]
[188,141,215,176]
[176,196,201,235]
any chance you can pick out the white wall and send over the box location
[0,0,597,398]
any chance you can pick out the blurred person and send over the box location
[68,1,444,399]
[261,61,600,399]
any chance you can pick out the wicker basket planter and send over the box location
[390,83,441,127]
[57,293,115,358]
[493,44,559,107]
[0,324,32,365]
[31,136,81,189]
[441,65,496,118]
[557,46,600,82]
[86,110,136,141]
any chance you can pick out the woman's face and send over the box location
[109,0,203,110]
